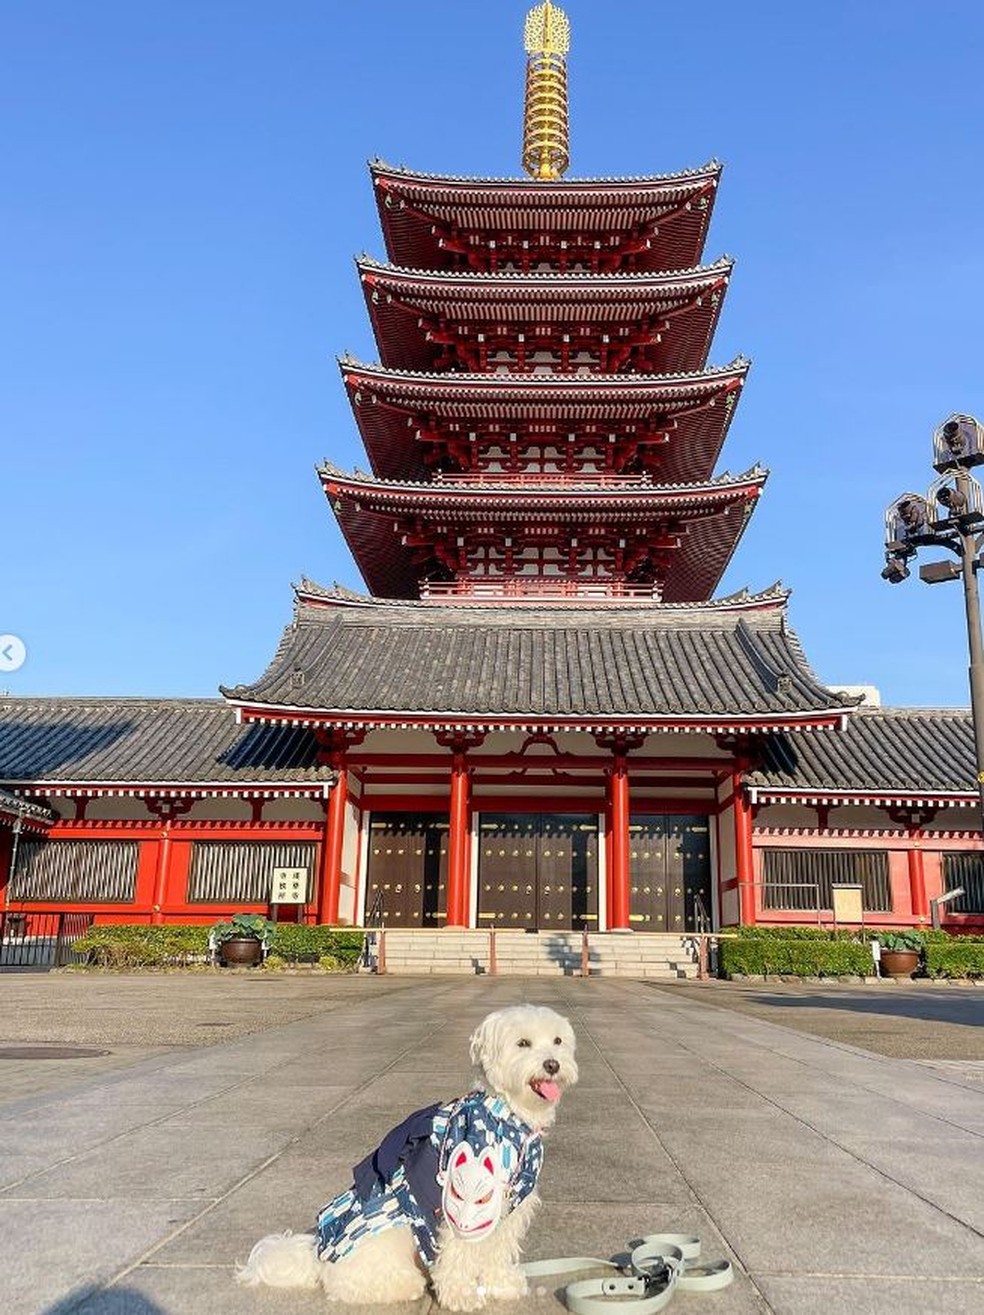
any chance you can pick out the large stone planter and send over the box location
[880,949,919,979]
[219,936,263,967]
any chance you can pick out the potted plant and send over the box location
[878,930,923,979]
[210,913,276,967]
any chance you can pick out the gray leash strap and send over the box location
[522,1234,733,1315]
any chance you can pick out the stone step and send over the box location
[374,930,698,979]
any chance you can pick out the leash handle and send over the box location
[521,1234,732,1311]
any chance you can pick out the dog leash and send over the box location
[521,1233,733,1314]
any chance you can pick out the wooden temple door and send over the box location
[478,814,537,929]
[478,814,597,929]
[536,815,596,930]
[628,815,711,932]
[367,813,448,926]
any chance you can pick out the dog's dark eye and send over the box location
[553,1037,563,1046]
[517,1038,531,1048]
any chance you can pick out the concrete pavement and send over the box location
[1,976,983,1315]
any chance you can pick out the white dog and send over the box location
[237,1004,577,1311]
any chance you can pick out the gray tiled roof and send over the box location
[749,707,976,798]
[0,698,333,790]
[221,597,853,726]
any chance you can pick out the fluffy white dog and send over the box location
[237,1003,577,1311]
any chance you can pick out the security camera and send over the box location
[881,557,910,584]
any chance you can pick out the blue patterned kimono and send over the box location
[316,1091,543,1266]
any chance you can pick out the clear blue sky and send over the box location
[4,0,983,706]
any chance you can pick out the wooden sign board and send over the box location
[271,867,310,904]
[831,883,864,925]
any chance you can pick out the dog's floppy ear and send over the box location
[469,1012,497,1067]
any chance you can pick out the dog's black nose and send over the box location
[543,1058,560,1076]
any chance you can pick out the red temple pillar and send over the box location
[314,728,366,926]
[888,808,935,924]
[318,766,348,925]
[595,734,643,931]
[608,752,631,930]
[447,751,471,927]
[907,840,929,923]
[733,771,756,925]
[147,799,192,924]
[436,731,485,928]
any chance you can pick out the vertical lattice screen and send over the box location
[10,839,138,902]
[187,841,317,904]
[762,849,891,912]
[942,853,984,913]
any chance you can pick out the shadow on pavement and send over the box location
[747,990,984,1027]
[39,1289,167,1315]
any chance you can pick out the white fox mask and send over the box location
[440,1140,505,1239]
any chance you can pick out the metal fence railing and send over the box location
[0,910,95,969]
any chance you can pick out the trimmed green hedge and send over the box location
[732,925,862,942]
[720,934,872,978]
[71,924,364,969]
[268,925,364,966]
[924,940,984,979]
[72,925,209,968]
[722,926,984,978]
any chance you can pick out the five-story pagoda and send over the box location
[224,3,852,934]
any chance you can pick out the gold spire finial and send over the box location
[522,2,570,180]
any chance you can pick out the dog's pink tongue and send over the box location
[536,1079,561,1102]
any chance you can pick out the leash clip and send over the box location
[640,1262,672,1294]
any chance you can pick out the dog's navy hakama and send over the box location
[316,1091,543,1266]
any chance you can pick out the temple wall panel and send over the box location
[887,849,912,918]
[924,808,980,832]
[85,797,155,821]
[828,806,904,830]
[185,798,252,821]
[262,797,326,822]
[46,799,77,821]
[753,804,818,830]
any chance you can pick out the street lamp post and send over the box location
[882,415,984,828]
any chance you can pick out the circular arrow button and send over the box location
[0,635,27,673]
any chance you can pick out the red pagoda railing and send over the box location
[419,578,661,602]
[432,470,653,487]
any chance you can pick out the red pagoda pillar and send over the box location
[733,771,756,925]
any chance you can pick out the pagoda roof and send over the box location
[749,707,979,808]
[340,357,748,483]
[358,257,732,375]
[0,698,335,798]
[319,464,765,603]
[221,593,854,734]
[294,578,792,614]
[370,159,721,274]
